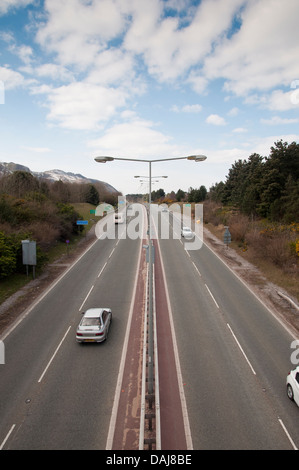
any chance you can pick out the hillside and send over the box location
[0,161,118,194]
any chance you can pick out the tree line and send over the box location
[0,171,120,279]
[209,140,299,223]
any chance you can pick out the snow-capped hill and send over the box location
[0,162,118,193]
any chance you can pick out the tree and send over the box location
[84,184,100,205]
[187,186,207,203]
[0,232,16,278]
[175,189,186,202]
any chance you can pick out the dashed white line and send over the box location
[205,284,219,309]
[0,424,16,450]
[98,262,107,278]
[38,326,72,383]
[192,261,201,277]
[227,323,256,376]
[79,285,94,311]
[278,418,298,451]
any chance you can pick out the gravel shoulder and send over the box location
[203,227,299,337]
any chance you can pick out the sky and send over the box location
[0,0,299,196]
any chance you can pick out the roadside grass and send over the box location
[0,203,97,305]
[204,219,299,302]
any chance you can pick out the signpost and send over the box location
[22,240,37,279]
[223,226,232,248]
[76,220,88,225]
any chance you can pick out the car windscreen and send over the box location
[81,318,101,326]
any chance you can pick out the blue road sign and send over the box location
[76,220,88,225]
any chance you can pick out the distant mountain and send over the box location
[0,161,118,193]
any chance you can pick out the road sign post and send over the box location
[223,226,231,248]
[22,240,37,279]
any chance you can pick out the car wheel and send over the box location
[287,383,294,401]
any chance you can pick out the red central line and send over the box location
[153,238,188,450]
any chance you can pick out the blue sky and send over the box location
[0,0,298,196]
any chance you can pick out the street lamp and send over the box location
[94,154,207,398]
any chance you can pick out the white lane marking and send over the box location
[192,262,201,277]
[0,424,16,450]
[98,262,107,278]
[0,237,100,342]
[79,285,94,311]
[38,326,71,383]
[278,418,298,451]
[205,284,219,309]
[202,233,297,341]
[227,323,256,376]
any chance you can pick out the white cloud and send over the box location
[204,0,299,97]
[124,0,246,82]
[88,117,182,158]
[21,146,51,153]
[36,0,126,70]
[171,104,202,113]
[34,63,74,83]
[232,127,247,133]
[0,66,25,89]
[227,107,239,117]
[86,48,136,88]
[206,114,226,126]
[45,82,128,130]
[260,116,299,125]
[266,89,299,111]
[0,0,33,15]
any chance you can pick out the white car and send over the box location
[76,308,112,343]
[286,366,299,406]
[181,226,194,239]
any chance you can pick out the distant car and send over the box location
[181,226,194,239]
[286,366,299,406]
[76,308,112,343]
[114,212,125,224]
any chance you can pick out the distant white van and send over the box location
[114,212,125,224]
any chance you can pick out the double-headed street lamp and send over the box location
[94,154,207,397]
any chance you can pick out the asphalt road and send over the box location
[1,204,298,450]
[154,206,298,450]
[0,221,141,450]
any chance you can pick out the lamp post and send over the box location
[94,154,207,397]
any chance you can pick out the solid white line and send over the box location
[278,418,298,450]
[79,285,94,311]
[109,247,115,258]
[0,424,16,450]
[38,326,71,383]
[205,284,219,309]
[227,323,256,376]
